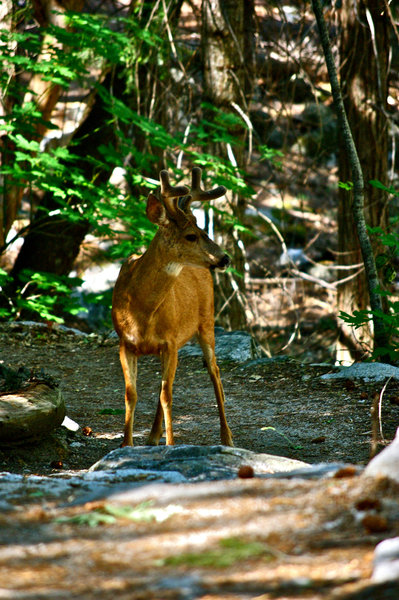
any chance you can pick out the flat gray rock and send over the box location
[320,362,399,383]
[179,329,253,362]
[89,444,309,482]
[0,445,359,510]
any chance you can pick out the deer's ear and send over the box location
[146,193,169,225]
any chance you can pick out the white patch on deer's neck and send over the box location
[164,262,183,276]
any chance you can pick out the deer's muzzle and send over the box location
[211,254,230,271]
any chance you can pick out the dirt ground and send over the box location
[1,324,399,600]
[1,322,399,474]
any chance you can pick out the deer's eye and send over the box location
[185,234,197,242]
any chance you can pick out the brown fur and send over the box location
[111,169,233,447]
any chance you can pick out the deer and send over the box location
[111,167,234,448]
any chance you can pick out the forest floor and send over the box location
[1,322,399,474]
[1,324,399,599]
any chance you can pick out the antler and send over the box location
[180,167,226,212]
[159,170,189,216]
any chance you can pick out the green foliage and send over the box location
[259,144,284,170]
[369,179,399,198]
[161,537,274,568]
[0,14,158,248]
[338,181,353,191]
[0,268,84,324]
[56,501,181,527]
[99,408,125,415]
[340,306,399,363]
[0,8,163,324]
[0,7,263,327]
[339,179,399,362]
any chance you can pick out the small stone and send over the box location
[238,465,255,479]
[333,466,358,478]
[362,514,388,534]
[311,436,326,444]
[355,497,381,512]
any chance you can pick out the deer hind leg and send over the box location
[199,338,234,447]
[147,395,163,446]
[119,344,138,447]
[148,347,178,446]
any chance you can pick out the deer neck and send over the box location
[132,233,183,315]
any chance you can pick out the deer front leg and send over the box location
[200,340,233,447]
[148,347,178,445]
[119,344,138,447]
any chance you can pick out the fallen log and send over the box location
[0,383,65,446]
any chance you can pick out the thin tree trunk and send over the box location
[311,0,390,361]
[336,0,390,362]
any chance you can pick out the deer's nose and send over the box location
[217,254,230,269]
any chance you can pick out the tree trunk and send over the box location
[336,0,390,363]
[0,0,18,246]
[11,70,118,281]
[201,0,255,331]
[0,0,84,247]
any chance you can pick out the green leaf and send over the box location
[369,180,399,197]
[338,181,353,191]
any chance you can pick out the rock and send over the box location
[279,248,310,269]
[62,416,80,432]
[0,383,66,445]
[179,328,254,362]
[0,446,359,510]
[4,320,88,337]
[372,537,399,583]
[89,445,309,483]
[79,459,359,508]
[321,362,399,383]
[112,326,254,362]
[363,428,399,483]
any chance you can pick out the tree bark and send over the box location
[0,0,18,246]
[10,70,119,281]
[336,0,390,362]
[201,0,255,331]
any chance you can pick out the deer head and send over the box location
[146,168,230,270]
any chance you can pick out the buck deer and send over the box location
[112,167,234,447]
